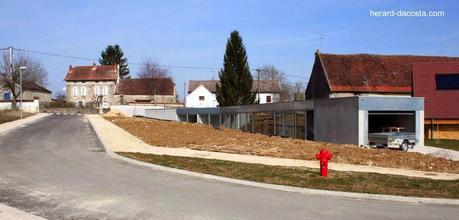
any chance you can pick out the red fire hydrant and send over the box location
[315,149,332,177]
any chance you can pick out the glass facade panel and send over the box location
[295,112,306,139]
[266,112,274,135]
[284,112,295,138]
[247,113,254,132]
[254,112,267,134]
[240,113,247,131]
[275,112,283,136]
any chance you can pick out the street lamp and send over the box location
[19,66,27,119]
[255,69,260,104]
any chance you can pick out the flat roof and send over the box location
[177,96,423,115]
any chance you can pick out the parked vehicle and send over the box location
[368,127,416,151]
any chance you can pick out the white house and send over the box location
[186,80,281,108]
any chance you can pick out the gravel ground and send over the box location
[106,116,459,174]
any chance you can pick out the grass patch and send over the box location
[425,139,459,152]
[0,110,33,124]
[118,152,459,199]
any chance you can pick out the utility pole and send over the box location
[8,47,15,109]
[256,69,260,104]
[183,82,186,106]
[19,67,27,119]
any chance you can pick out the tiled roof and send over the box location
[188,80,281,93]
[318,52,459,93]
[64,64,118,81]
[23,81,51,94]
[115,78,175,96]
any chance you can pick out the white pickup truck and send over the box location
[368,127,416,151]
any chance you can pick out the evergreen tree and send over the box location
[216,31,255,106]
[99,45,130,79]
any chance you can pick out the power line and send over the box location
[14,47,309,79]
[16,48,97,61]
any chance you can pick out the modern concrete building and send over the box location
[173,96,424,147]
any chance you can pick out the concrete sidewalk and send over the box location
[87,115,459,180]
[0,113,50,135]
[0,203,45,220]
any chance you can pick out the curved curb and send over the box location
[87,117,459,206]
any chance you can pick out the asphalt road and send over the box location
[0,115,457,219]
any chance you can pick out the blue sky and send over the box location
[1,0,458,100]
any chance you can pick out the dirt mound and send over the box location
[106,117,459,174]
[104,109,126,118]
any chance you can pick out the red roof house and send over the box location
[64,64,119,81]
[116,78,175,96]
[305,51,459,99]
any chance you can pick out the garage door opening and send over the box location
[368,111,415,133]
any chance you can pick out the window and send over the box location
[73,86,78,97]
[94,85,100,96]
[102,85,109,95]
[3,92,11,101]
[436,74,459,90]
[199,96,205,101]
[266,95,272,103]
[81,86,87,96]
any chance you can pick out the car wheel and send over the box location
[400,140,409,151]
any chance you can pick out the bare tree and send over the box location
[257,65,293,101]
[257,65,307,102]
[257,65,286,82]
[138,58,170,103]
[0,51,48,107]
[293,81,305,101]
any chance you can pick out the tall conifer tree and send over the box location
[99,45,130,79]
[216,31,255,106]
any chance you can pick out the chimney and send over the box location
[69,65,72,69]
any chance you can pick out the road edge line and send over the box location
[87,115,459,206]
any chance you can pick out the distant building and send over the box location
[186,80,281,108]
[114,78,176,104]
[1,81,52,103]
[64,64,177,108]
[64,64,119,108]
[305,50,459,140]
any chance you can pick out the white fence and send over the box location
[111,105,165,117]
[0,100,40,113]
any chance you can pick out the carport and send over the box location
[368,111,415,133]
[311,96,424,146]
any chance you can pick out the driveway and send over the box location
[0,115,457,219]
